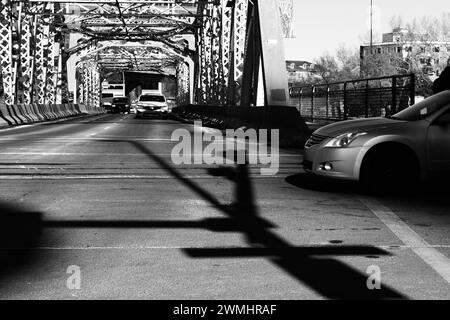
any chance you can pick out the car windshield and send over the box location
[139,95,165,102]
[113,98,127,103]
[391,90,450,121]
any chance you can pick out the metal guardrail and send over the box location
[289,74,416,123]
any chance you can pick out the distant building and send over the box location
[285,60,319,85]
[360,27,450,79]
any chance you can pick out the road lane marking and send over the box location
[359,196,450,285]
[0,246,268,252]
[0,246,199,251]
[0,174,290,180]
[0,137,176,141]
[0,138,178,143]
[379,245,450,249]
[0,152,300,157]
[0,152,167,155]
[1,245,450,251]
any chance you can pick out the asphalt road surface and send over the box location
[0,113,448,299]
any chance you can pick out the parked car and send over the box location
[135,94,169,119]
[303,90,450,192]
[110,97,130,113]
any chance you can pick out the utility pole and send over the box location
[370,0,373,51]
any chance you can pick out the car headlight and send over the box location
[324,132,367,148]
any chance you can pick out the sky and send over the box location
[284,0,450,62]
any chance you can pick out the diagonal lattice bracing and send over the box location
[45,4,57,104]
[233,0,248,106]
[0,0,14,105]
[176,59,189,105]
[35,11,51,104]
[18,2,33,104]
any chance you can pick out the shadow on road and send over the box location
[0,203,46,281]
[286,172,359,194]
[126,141,406,299]
[286,172,450,211]
[0,141,407,299]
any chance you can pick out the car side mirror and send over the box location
[435,113,450,126]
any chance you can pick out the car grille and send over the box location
[305,134,328,148]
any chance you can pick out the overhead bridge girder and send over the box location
[1,0,292,108]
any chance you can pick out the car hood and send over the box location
[314,117,407,137]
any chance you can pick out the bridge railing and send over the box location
[289,74,416,123]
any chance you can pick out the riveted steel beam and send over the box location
[176,59,189,105]
[34,5,52,104]
[0,0,14,105]
[18,1,34,104]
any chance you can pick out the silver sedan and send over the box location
[303,90,450,192]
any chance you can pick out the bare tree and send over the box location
[297,12,449,91]
[361,53,400,78]
[313,52,339,84]
[360,12,450,95]
[297,46,360,86]
[390,15,403,29]
[336,44,360,80]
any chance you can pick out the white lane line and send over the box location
[0,138,176,141]
[379,245,450,249]
[0,246,192,251]
[359,196,450,285]
[1,245,450,251]
[0,174,288,180]
[0,152,158,156]
[0,152,300,157]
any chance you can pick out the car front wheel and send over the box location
[360,145,419,194]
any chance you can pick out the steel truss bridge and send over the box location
[0,0,294,108]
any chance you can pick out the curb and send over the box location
[0,112,108,132]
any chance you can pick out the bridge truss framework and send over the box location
[0,0,292,108]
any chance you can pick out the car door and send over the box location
[427,106,450,172]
